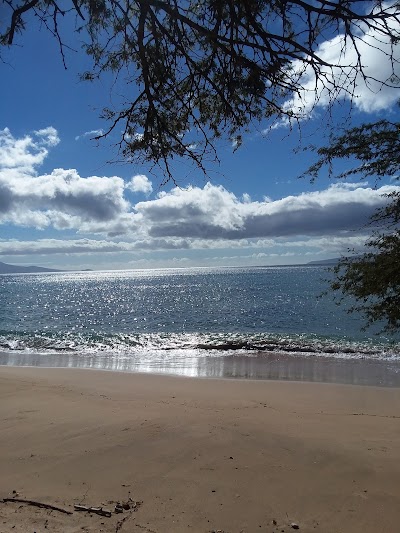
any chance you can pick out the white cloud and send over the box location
[0,237,193,256]
[74,129,104,141]
[136,183,245,235]
[0,233,370,257]
[35,127,60,147]
[276,10,400,124]
[0,166,133,227]
[0,128,140,235]
[1,127,398,266]
[126,174,153,195]
[0,127,59,171]
[0,238,127,255]
[136,181,398,240]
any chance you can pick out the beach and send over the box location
[1,367,399,532]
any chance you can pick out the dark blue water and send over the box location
[0,266,398,363]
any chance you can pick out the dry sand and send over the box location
[0,367,399,533]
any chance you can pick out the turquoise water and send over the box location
[0,266,398,363]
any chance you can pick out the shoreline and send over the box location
[1,366,400,532]
[1,349,400,387]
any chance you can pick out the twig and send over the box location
[2,498,72,515]
[74,504,112,517]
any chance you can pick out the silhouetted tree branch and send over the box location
[2,1,400,178]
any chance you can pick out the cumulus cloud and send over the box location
[0,127,59,171]
[136,183,245,237]
[277,10,400,123]
[126,174,153,195]
[1,127,399,265]
[0,166,135,230]
[136,182,397,240]
[0,128,140,234]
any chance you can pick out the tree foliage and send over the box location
[304,121,400,333]
[2,0,400,178]
[304,120,400,182]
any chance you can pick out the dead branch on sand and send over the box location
[2,497,73,515]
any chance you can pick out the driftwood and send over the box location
[2,498,73,515]
[74,504,112,517]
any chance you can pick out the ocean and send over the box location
[1,266,399,385]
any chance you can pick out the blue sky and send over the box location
[1,6,399,270]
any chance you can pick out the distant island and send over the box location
[0,261,62,274]
[0,258,341,275]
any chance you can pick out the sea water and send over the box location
[1,266,399,384]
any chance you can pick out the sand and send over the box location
[0,367,399,533]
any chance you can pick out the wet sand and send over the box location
[1,350,400,386]
[1,367,400,532]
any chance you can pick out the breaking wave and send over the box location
[0,330,398,361]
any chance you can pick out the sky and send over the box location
[1,5,400,270]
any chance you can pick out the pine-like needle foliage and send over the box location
[304,121,400,333]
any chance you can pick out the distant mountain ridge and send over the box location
[0,261,62,274]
